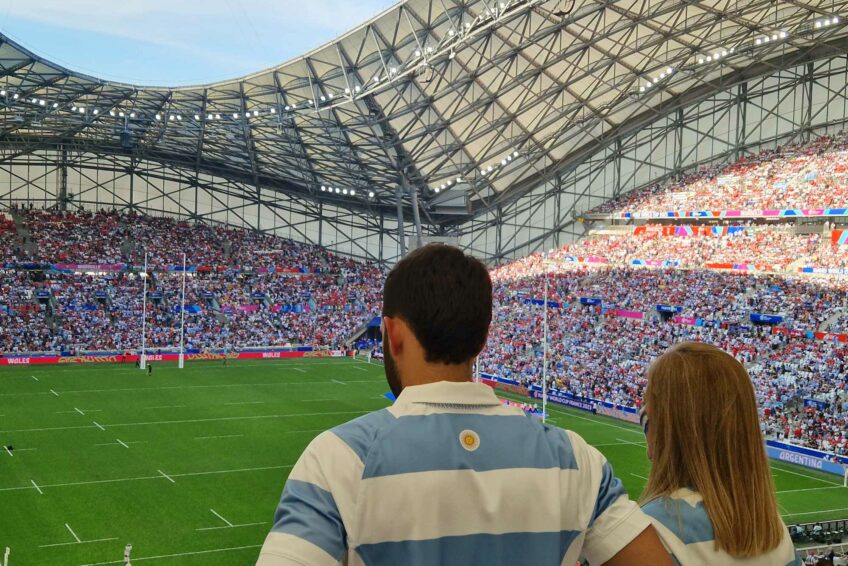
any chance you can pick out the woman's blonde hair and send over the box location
[640,341,783,557]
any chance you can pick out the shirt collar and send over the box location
[395,380,501,406]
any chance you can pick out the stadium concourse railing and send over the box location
[0,346,353,365]
[478,372,848,479]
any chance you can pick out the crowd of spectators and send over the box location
[482,255,848,457]
[0,208,385,352]
[590,133,848,214]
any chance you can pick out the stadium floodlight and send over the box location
[285,105,291,111]
[449,29,455,36]
[92,109,99,115]
[155,114,161,120]
[640,86,646,92]
[110,110,116,117]
[12,93,18,100]
[0,90,5,95]
[513,151,518,157]
[320,95,326,101]
[344,87,350,94]
[455,177,461,183]
[130,112,136,118]
[354,86,361,92]
[194,114,200,120]
[233,113,239,119]
[721,50,728,57]
[350,189,356,196]
[816,20,822,28]
[698,58,704,64]
[327,93,333,100]
[270,107,276,113]
[487,165,494,172]
[321,185,326,191]
[335,188,341,193]
[389,67,397,75]
[771,33,777,40]
[72,106,77,111]
[415,50,421,57]
[119,111,125,117]
[79,107,85,114]
[780,31,788,38]
[169,115,175,121]
[368,191,375,198]
[501,159,507,166]
[480,168,486,175]
[52,102,59,108]
[214,113,221,119]
[834,17,840,24]
[426,46,433,54]
[755,38,762,44]
[206,113,213,120]
[176,115,182,120]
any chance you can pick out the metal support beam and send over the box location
[395,187,406,257]
[735,83,748,161]
[58,146,68,211]
[405,177,423,250]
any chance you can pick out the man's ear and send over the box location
[383,316,404,357]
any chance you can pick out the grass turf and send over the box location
[0,358,846,565]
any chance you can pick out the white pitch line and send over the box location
[40,537,117,549]
[65,523,82,543]
[332,379,347,386]
[158,469,175,484]
[770,463,842,486]
[49,389,59,397]
[351,366,367,372]
[293,368,307,373]
[31,375,39,381]
[0,409,368,434]
[210,508,234,527]
[145,405,186,410]
[519,398,644,435]
[76,543,263,565]
[31,480,43,494]
[616,437,647,447]
[0,378,379,398]
[630,473,649,480]
[15,448,37,452]
[0,463,295,492]
[115,438,129,449]
[781,507,848,517]
[4,446,13,457]
[92,421,105,431]
[74,407,85,416]
[223,401,265,406]
[776,485,846,494]
[194,434,244,440]
[196,521,266,531]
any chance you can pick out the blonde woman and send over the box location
[640,342,801,565]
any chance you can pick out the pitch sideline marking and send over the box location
[158,470,175,484]
[30,480,43,494]
[74,407,85,416]
[40,537,117,549]
[776,485,845,494]
[0,409,369,434]
[769,463,842,486]
[630,473,649,481]
[50,389,59,397]
[332,379,347,386]
[76,543,262,565]
[31,375,39,381]
[210,508,234,527]
[0,463,295,493]
[4,446,12,457]
[116,438,129,449]
[782,507,848,518]
[194,434,244,440]
[196,521,266,531]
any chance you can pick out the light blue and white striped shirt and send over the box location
[642,488,801,566]
[258,380,651,565]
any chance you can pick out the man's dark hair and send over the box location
[382,244,492,364]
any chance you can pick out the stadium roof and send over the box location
[1,0,848,225]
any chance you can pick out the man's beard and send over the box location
[383,345,403,398]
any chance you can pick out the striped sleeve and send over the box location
[257,430,363,566]
[569,431,652,565]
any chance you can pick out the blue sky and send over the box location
[0,0,398,86]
